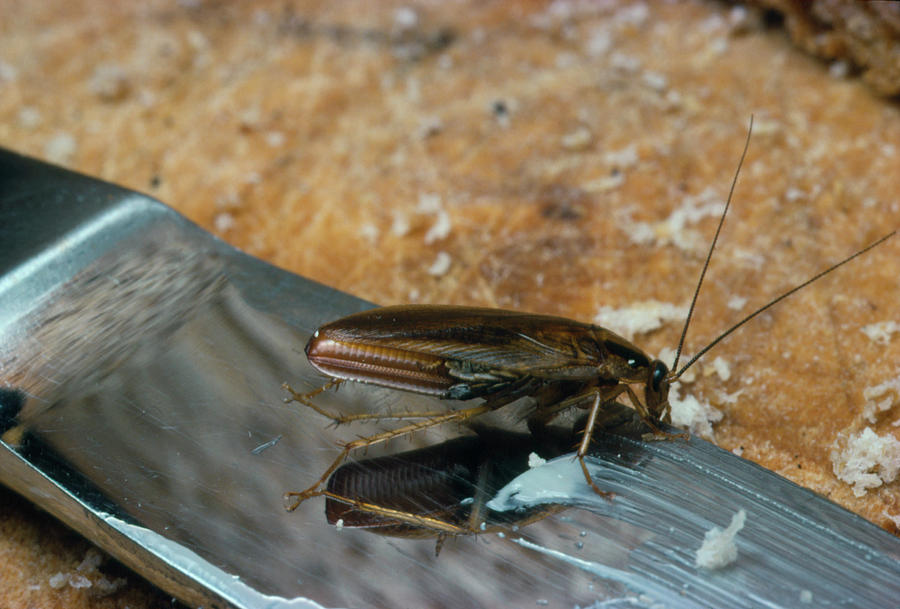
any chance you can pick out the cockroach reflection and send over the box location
[321,410,645,553]
[323,430,563,555]
[284,117,895,511]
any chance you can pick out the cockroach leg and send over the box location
[323,491,470,536]
[640,422,690,442]
[616,385,686,440]
[284,381,472,425]
[286,402,497,511]
[321,490,568,556]
[557,385,680,496]
[314,407,467,424]
[575,391,615,499]
[434,534,447,557]
[282,379,348,424]
[528,387,624,498]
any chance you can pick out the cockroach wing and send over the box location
[313,305,637,381]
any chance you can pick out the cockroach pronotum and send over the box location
[284,117,895,514]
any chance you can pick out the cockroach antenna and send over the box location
[668,115,895,383]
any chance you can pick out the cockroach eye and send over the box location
[651,362,668,393]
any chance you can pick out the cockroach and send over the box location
[321,426,577,555]
[284,117,895,511]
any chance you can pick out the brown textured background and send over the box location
[2,1,900,607]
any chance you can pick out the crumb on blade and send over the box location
[528,452,547,468]
[695,509,747,569]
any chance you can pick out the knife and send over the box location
[2,148,899,608]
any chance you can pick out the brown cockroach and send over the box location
[284,117,895,512]
[321,426,580,555]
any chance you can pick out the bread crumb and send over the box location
[417,192,442,214]
[0,60,18,82]
[560,126,593,151]
[613,3,649,27]
[359,222,380,244]
[728,5,750,31]
[88,64,131,102]
[695,509,746,569]
[668,384,722,439]
[593,300,687,340]
[717,388,743,405]
[17,106,41,129]
[528,452,546,468]
[861,321,900,345]
[882,509,900,529]
[44,132,77,165]
[831,427,900,497]
[68,574,92,589]
[603,145,639,169]
[642,70,667,92]
[783,187,806,202]
[861,375,900,423]
[703,356,731,382]
[391,211,410,237]
[417,116,443,139]
[585,27,612,56]
[93,576,127,597]
[214,212,235,233]
[727,295,747,310]
[265,131,286,147]
[427,251,451,276]
[583,172,625,193]
[751,117,782,136]
[424,209,451,244]
[620,188,725,253]
[76,548,103,573]
[610,51,641,73]
[829,60,850,79]
[393,7,418,29]
[49,572,68,589]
